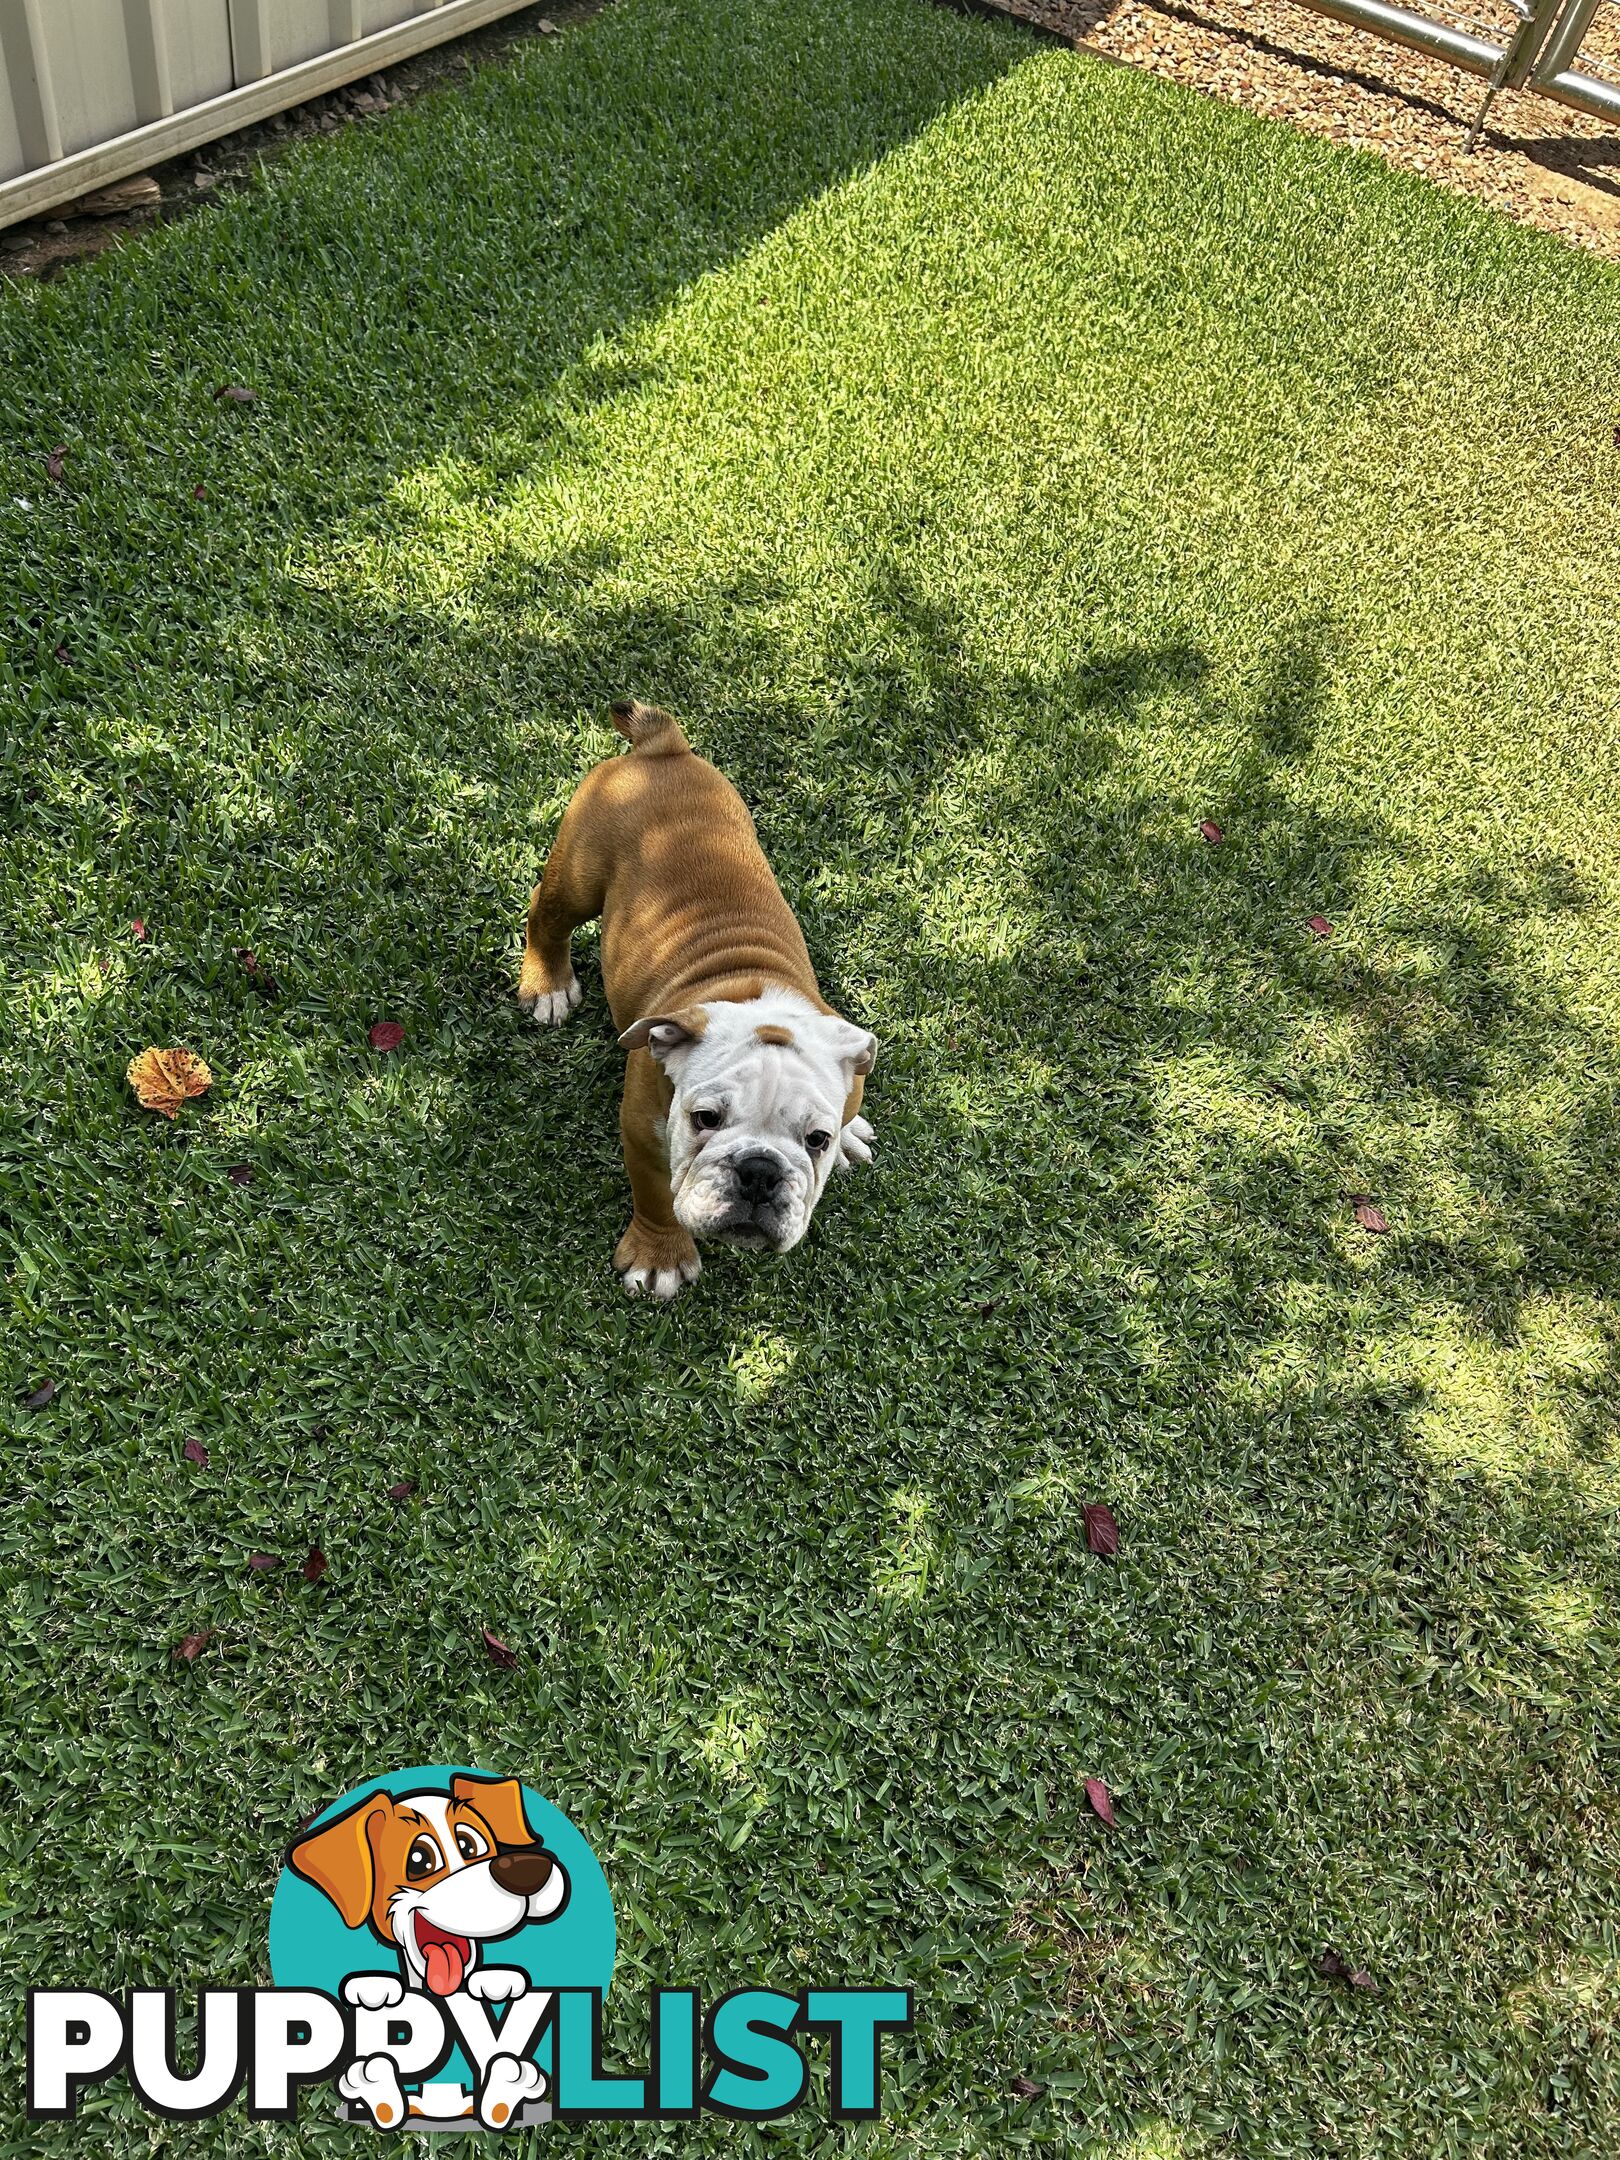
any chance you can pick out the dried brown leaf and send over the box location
[483,1627,519,1669]
[1199,818,1223,844]
[24,1380,56,1411]
[182,1437,209,1465]
[248,1551,278,1571]
[173,1628,213,1662]
[1084,1777,1116,1826]
[127,1046,213,1119]
[131,918,148,941]
[1350,1196,1389,1234]
[302,1547,328,1583]
[388,1479,418,1501]
[228,1163,255,1186]
[45,445,67,483]
[1306,915,1333,939]
[214,384,257,404]
[1011,2076,1045,2099]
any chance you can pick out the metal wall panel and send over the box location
[252,0,340,74]
[1,0,536,221]
[0,79,26,187]
[0,0,57,183]
[37,0,142,157]
[360,0,441,34]
[164,0,234,116]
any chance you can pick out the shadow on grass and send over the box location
[3,2,1618,2147]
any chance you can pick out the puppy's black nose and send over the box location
[734,1152,783,1205]
[491,1848,553,1897]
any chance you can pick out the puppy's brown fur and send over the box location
[519,701,864,1285]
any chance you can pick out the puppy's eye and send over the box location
[692,1107,724,1132]
[406,1835,443,1881]
[454,1825,489,1863]
[805,1129,833,1155]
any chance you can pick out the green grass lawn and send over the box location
[4,0,1620,2150]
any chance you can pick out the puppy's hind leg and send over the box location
[518,806,603,1025]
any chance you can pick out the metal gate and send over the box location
[0,0,540,231]
[1279,0,1617,138]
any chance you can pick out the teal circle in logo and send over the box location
[268,1764,614,2081]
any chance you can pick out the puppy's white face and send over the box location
[382,1793,567,1998]
[625,990,874,1254]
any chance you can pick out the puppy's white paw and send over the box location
[621,1256,701,1301]
[521,973,582,1026]
[466,1966,529,2004]
[478,2053,546,2130]
[340,2052,407,2129]
[836,1113,876,1171]
[342,1973,405,2011]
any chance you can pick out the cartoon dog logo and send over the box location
[288,1773,570,2127]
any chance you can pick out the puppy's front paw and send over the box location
[614,1220,701,1301]
[340,2052,407,2129]
[517,970,582,1026]
[479,2054,546,2129]
[466,1966,528,2004]
[836,1113,876,1171]
[343,1973,405,2011]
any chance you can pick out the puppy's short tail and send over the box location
[610,698,690,757]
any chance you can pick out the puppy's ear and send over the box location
[619,1007,708,1059]
[823,1016,877,1076]
[288,1795,386,1929]
[451,1773,535,1850]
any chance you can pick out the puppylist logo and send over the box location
[27,1764,912,2130]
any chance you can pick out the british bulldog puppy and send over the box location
[518,700,876,1298]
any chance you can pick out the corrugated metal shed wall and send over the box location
[0,0,536,223]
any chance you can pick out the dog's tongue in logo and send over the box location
[416,1916,471,1997]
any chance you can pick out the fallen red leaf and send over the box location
[45,445,67,482]
[368,1020,405,1053]
[131,918,148,940]
[247,1551,278,1571]
[173,1629,213,1662]
[214,384,257,404]
[193,483,207,500]
[388,1479,418,1501]
[183,1437,210,1465]
[1307,915,1333,939]
[1082,1501,1119,1556]
[234,946,281,997]
[228,1163,255,1186]
[483,1627,519,1669]
[1199,819,1223,845]
[24,1380,56,1410]
[1084,1777,1116,1826]
[302,1547,328,1583]
[1350,1196,1389,1234]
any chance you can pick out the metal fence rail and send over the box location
[0,0,540,230]
[1292,0,1620,136]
